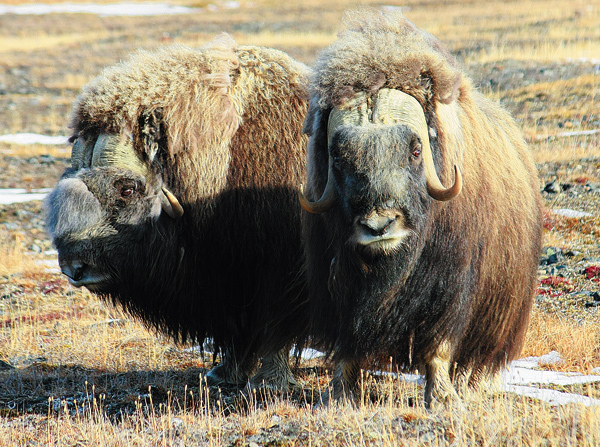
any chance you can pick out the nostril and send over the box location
[61,261,86,282]
[359,215,398,236]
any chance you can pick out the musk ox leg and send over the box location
[250,347,299,392]
[205,348,258,388]
[423,341,460,408]
[320,359,362,406]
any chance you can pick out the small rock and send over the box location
[3,222,19,231]
[540,247,563,266]
[543,181,561,194]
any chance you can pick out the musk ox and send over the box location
[299,9,543,406]
[45,35,310,390]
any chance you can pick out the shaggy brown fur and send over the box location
[302,8,543,405]
[48,35,310,388]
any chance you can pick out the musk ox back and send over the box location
[300,9,543,406]
[45,35,310,389]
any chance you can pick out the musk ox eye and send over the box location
[411,141,422,158]
[332,155,341,170]
[116,181,137,198]
[121,187,135,197]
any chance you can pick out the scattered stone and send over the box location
[543,181,561,193]
[540,247,563,266]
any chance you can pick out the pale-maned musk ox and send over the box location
[299,9,543,406]
[45,35,310,390]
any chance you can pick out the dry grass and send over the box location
[1,0,600,445]
[524,309,600,372]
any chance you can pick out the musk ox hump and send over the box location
[311,7,462,110]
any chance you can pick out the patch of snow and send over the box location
[505,384,600,407]
[380,5,409,13]
[0,133,69,145]
[292,347,324,360]
[0,188,52,205]
[503,366,600,387]
[372,370,425,385]
[0,3,199,17]
[565,57,600,65]
[557,129,600,138]
[535,129,600,141]
[513,350,564,368]
[552,209,592,218]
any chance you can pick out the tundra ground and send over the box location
[1,0,600,445]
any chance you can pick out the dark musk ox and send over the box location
[299,9,543,407]
[45,35,310,390]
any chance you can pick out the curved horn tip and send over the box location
[161,187,184,219]
[299,184,319,214]
[298,183,336,214]
[427,165,462,202]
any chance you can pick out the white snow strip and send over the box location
[556,129,600,138]
[565,57,600,65]
[504,385,600,407]
[0,133,69,145]
[0,3,199,17]
[552,208,592,218]
[293,347,325,360]
[0,188,51,204]
[503,366,600,387]
[371,370,425,385]
[535,129,600,141]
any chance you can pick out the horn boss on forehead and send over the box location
[299,88,461,213]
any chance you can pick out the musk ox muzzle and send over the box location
[46,166,164,290]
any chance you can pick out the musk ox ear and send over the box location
[137,108,167,164]
[303,96,322,136]
[435,71,462,105]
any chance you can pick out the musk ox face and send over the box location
[46,165,164,292]
[300,89,461,263]
[328,125,426,258]
[45,130,182,294]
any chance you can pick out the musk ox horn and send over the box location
[299,95,372,214]
[299,98,371,214]
[299,155,337,214]
[161,187,184,219]
[71,135,96,170]
[88,134,184,219]
[372,88,462,202]
[91,134,150,178]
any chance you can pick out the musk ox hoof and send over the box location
[248,349,300,393]
[204,363,251,389]
[425,386,462,411]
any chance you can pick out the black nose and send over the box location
[358,214,398,237]
[61,261,85,282]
